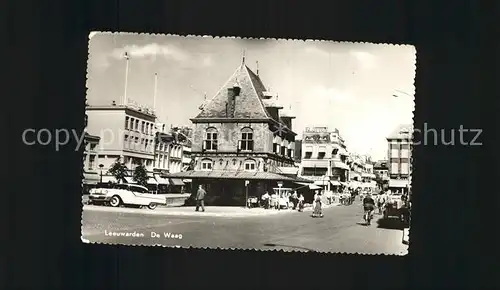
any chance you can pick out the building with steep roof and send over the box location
[166,59,311,205]
[386,124,412,192]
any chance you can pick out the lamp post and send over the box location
[99,164,104,183]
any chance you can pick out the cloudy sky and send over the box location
[87,32,416,160]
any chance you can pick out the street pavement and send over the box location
[82,201,408,255]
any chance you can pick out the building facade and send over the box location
[167,61,309,205]
[299,127,350,190]
[85,103,156,176]
[373,160,389,189]
[386,124,412,192]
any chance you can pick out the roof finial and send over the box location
[256,60,259,75]
[242,49,246,65]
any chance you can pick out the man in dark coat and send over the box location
[195,185,206,212]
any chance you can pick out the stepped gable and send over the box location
[194,64,271,119]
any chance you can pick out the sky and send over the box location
[86,32,416,161]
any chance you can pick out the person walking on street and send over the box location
[312,193,324,218]
[297,193,305,212]
[195,185,206,212]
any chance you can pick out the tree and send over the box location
[132,164,148,187]
[107,158,128,183]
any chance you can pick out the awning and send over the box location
[330,180,341,186]
[147,177,158,185]
[101,175,118,183]
[309,184,322,190]
[314,180,330,186]
[169,178,185,186]
[277,167,299,175]
[83,172,100,184]
[331,161,349,170]
[154,174,170,185]
[389,179,410,188]
[295,182,311,186]
[124,177,136,184]
[182,179,192,183]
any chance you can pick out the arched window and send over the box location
[244,159,257,172]
[201,158,213,171]
[239,127,254,151]
[203,128,218,151]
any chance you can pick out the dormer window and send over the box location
[201,159,213,171]
[239,127,254,151]
[244,159,257,172]
[203,128,218,151]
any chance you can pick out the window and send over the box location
[391,163,399,174]
[141,121,145,133]
[135,120,139,131]
[130,185,149,193]
[88,155,95,170]
[135,137,139,150]
[89,143,96,151]
[302,167,327,176]
[125,117,129,129]
[318,146,326,159]
[390,143,399,149]
[273,143,280,153]
[244,159,257,171]
[204,128,218,151]
[280,146,286,156]
[240,128,254,151]
[201,159,213,171]
[124,135,129,149]
[390,149,399,157]
[401,163,409,174]
[400,149,409,158]
[145,140,149,152]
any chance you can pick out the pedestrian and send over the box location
[291,191,298,210]
[195,185,206,212]
[377,192,386,215]
[297,193,305,212]
[261,191,270,209]
[312,193,324,218]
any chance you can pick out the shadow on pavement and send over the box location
[376,217,407,230]
[356,222,369,226]
[263,243,316,252]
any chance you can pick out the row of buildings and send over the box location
[82,101,193,194]
[82,57,411,203]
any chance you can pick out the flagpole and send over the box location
[153,72,158,113]
[123,52,130,106]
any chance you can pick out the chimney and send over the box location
[226,84,240,118]
[112,100,116,106]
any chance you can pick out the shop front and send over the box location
[166,170,313,206]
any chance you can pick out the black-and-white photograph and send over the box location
[81,32,415,255]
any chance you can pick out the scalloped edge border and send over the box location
[81,31,415,256]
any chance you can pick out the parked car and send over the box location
[89,183,167,210]
[383,192,404,219]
